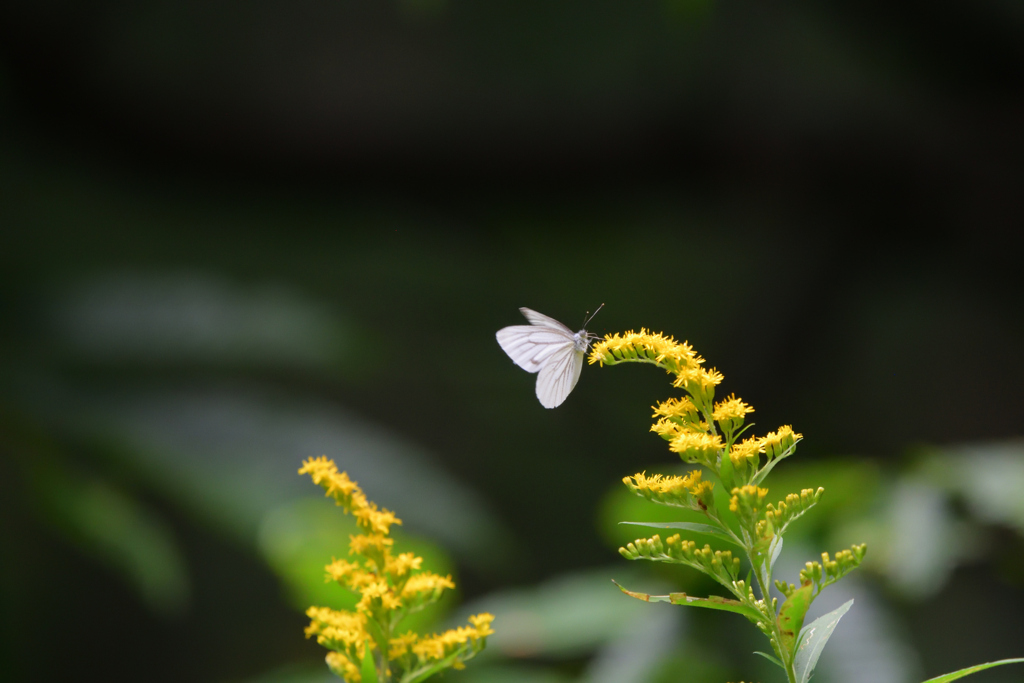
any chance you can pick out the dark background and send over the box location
[1,2,1022,682]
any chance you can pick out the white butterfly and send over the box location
[496,306,602,408]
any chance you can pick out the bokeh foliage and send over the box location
[1,1,1023,681]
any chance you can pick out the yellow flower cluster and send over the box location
[729,485,770,524]
[300,457,494,682]
[619,533,741,584]
[412,614,496,665]
[590,330,805,487]
[589,329,701,374]
[622,469,714,510]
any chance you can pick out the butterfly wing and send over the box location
[496,325,573,373]
[519,307,575,333]
[535,345,585,409]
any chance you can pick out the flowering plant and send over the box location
[589,329,1022,683]
[300,457,494,683]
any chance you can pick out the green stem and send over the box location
[746,546,796,683]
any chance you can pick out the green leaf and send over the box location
[362,619,389,681]
[611,580,762,622]
[718,447,736,490]
[793,599,853,683]
[361,644,380,683]
[769,534,784,571]
[753,650,785,670]
[618,521,740,546]
[751,440,802,486]
[778,584,813,652]
[919,658,1024,682]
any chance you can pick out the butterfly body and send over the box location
[496,307,596,408]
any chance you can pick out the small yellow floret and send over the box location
[357,580,402,614]
[669,431,724,464]
[729,485,769,512]
[402,572,456,600]
[324,558,378,590]
[385,552,423,577]
[326,652,363,683]
[713,394,755,422]
[469,612,495,637]
[762,425,803,459]
[353,502,402,535]
[389,631,420,659]
[652,396,699,419]
[349,532,393,556]
[728,436,764,466]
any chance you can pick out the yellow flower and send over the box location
[302,459,492,681]
[761,425,802,459]
[469,613,495,638]
[326,651,363,682]
[623,470,714,511]
[357,580,403,614]
[729,485,769,515]
[652,396,699,419]
[385,552,423,577]
[349,532,393,556]
[728,436,763,466]
[713,394,754,422]
[353,501,402,535]
[305,606,369,650]
[671,366,724,403]
[324,558,378,590]
[668,431,724,466]
[589,329,701,373]
[389,631,420,659]
[401,572,456,600]
[299,456,365,511]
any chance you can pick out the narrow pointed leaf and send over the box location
[752,441,802,486]
[919,658,1024,683]
[612,580,761,621]
[618,521,740,546]
[794,599,853,683]
[769,535,784,571]
[753,650,785,670]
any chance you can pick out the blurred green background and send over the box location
[1,2,1023,682]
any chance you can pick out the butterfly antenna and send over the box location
[583,303,605,329]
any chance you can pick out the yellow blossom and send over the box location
[589,329,701,373]
[669,431,724,466]
[305,606,369,650]
[729,484,769,515]
[348,532,393,557]
[353,501,402,535]
[299,456,365,511]
[356,580,403,614]
[469,613,495,638]
[728,436,764,466]
[324,558,377,590]
[301,458,492,682]
[652,396,699,419]
[623,470,713,510]
[326,651,363,682]
[672,366,724,395]
[401,572,456,600]
[389,631,420,659]
[385,552,423,577]
[761,425,803,459]
[713,394,754,422]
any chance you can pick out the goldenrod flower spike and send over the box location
[593,328,866,683]
[299,457,493,682]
